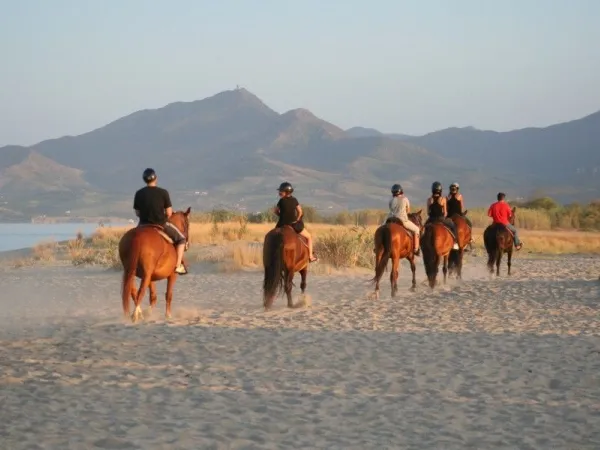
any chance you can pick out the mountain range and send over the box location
[1,88,599,221]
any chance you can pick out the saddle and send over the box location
[489,222,514,238]
[278,225,309,247]
[385,217,415,235]
[138,224,174,245]
[426,220,457,240]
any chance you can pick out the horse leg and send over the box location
[507,248,513,276]
[300,267,307,294]
[390,253,400,298]
[373,247,384,300]
[443,255,448,284]
[165,273,177,319]
[496,249,503,276]
[457,248,464,280]
[409,255,417,291]
[133,273,152,323]
[285,270,294,308]
[148,281,158,313]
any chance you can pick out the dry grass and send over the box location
[10,221,600,271]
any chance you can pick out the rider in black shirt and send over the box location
[274,182,318,262]
[133,168,187,274]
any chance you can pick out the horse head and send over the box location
[408,209,424,234]
[510,206,517,226]
[168,207,192,250]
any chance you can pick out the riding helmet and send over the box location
[278,182,294,193]
[449,182,459,191]
[391,183,402,194]
[431,181,442,194]
[143,168,157,183]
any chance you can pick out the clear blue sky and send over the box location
[1,0,599,146]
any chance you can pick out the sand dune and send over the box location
[1,254,599,449]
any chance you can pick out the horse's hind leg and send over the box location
[300,267,307,294]
[285,270,294,308]
[507,249,513,276]
[133,274,152,323]
[165,273,177,319]
[409,256,417,291]
[390,254,399,298]
[149,281,158,311]
[495,250,503,276]
[443,255,448,284]
[457,249,464,280]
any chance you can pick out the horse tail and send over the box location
[372,225,392,284]
[263,230,285,309]
[421,225,439,280]
[121,232,142,316]
[483,226,497,268]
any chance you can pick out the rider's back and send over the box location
[488,201,511,225]
[134,186,171,225]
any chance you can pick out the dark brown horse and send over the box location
[447,210,472,279]
[484,206,516,276]
[262,225,310,310]
[371,211,424,298]
[420,219,455,289]
[119,208,191,323]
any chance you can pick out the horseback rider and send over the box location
[426,181,459,249]
[447,182,474,248]
[386,183,420,256]
[133,168,188,275]
[273,182,318,262]
[488,192,523,250]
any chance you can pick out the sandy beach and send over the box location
[1,253,599,449]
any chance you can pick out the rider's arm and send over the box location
[133,192,140,217]
[405,198,411,214]
[442,197,447,216]
[296,204,303,220]
[273,199,281,216]
[487,205,493,217]
[163,189,173,217]
[459,194,465,211]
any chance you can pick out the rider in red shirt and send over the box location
[488,192,523,250]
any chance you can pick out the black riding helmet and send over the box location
[278,182,294,193]
[391,183,402,195]
[431,181,442,194]
[143,168,157,183]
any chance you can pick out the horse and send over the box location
[119,208,191,323]
[262,224,310,310]
[371,211,424,298]
[420,218,457,289]
[484,206,517,276]
[447,210,472,279]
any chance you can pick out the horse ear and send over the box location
[464,209,468,215]
[512,206,517,213]
[416,209,422,215]
[184,206,191,216]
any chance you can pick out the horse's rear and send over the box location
[448,213,472,279]
[262,226,309,310]
[483,223,514,276]
[119,226,178,322]
[372,221,417,298]
[420,222,454,288]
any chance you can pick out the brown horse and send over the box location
[420,219,456,289]
[119,208,191,323]
[371,211,424,298]
[484,206,517,276]
[262,225,310,310]
[447,210,472,279]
